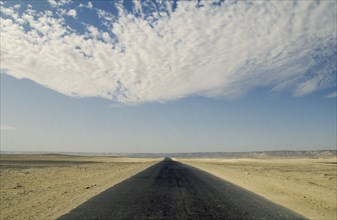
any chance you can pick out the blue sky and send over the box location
[0,0,336,153]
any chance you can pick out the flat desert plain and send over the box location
[0,154,160,220]
[179,157,337,220]
[1,154,336,220]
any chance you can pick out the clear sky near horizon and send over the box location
[0,0,336,153]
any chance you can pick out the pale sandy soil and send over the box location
[0,154,160,220]
[178,157,337,220]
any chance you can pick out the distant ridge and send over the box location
[119,150,337,158]
[1,150,336,158]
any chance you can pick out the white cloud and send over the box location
[67,9,77,18]
[0,1,336,104]
[60,0,72,4]
[294,79,319,97]
[56,8,67,16]
[96,9,115,27]
[47,0,58,7]
[0,125,16,131]
[79,1,93,9]
[87,25,100,37]
[45,10,53,17]
[47,0,72,8]
[133,0,143,15]
[325,91,337,98]
[101,32,112,43]
[1,7,17,19]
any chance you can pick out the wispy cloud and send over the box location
[0,124,16,131]
[325,91,337,98]
[0,1,336,104]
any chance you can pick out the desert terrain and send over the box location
[0,154,160,220]
[1,154,336,220]
[178,157,337,220]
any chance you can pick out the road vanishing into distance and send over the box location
[58,158,305,220]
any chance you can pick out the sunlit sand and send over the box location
[0,154,160,220]
[179,157,337,219]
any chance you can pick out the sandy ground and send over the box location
[178,157,337,220]
[0,154,160,220]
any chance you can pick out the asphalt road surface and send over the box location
[58,158,305,220]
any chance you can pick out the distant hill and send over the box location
[121,150,337,158]
[1,150,336,158]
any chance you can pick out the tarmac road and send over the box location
[58,158,305,220]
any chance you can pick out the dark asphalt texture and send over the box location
[58,158,305,220]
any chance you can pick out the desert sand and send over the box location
[178,157,337,220]
[1,154,336,220]
[0,154,160,220]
